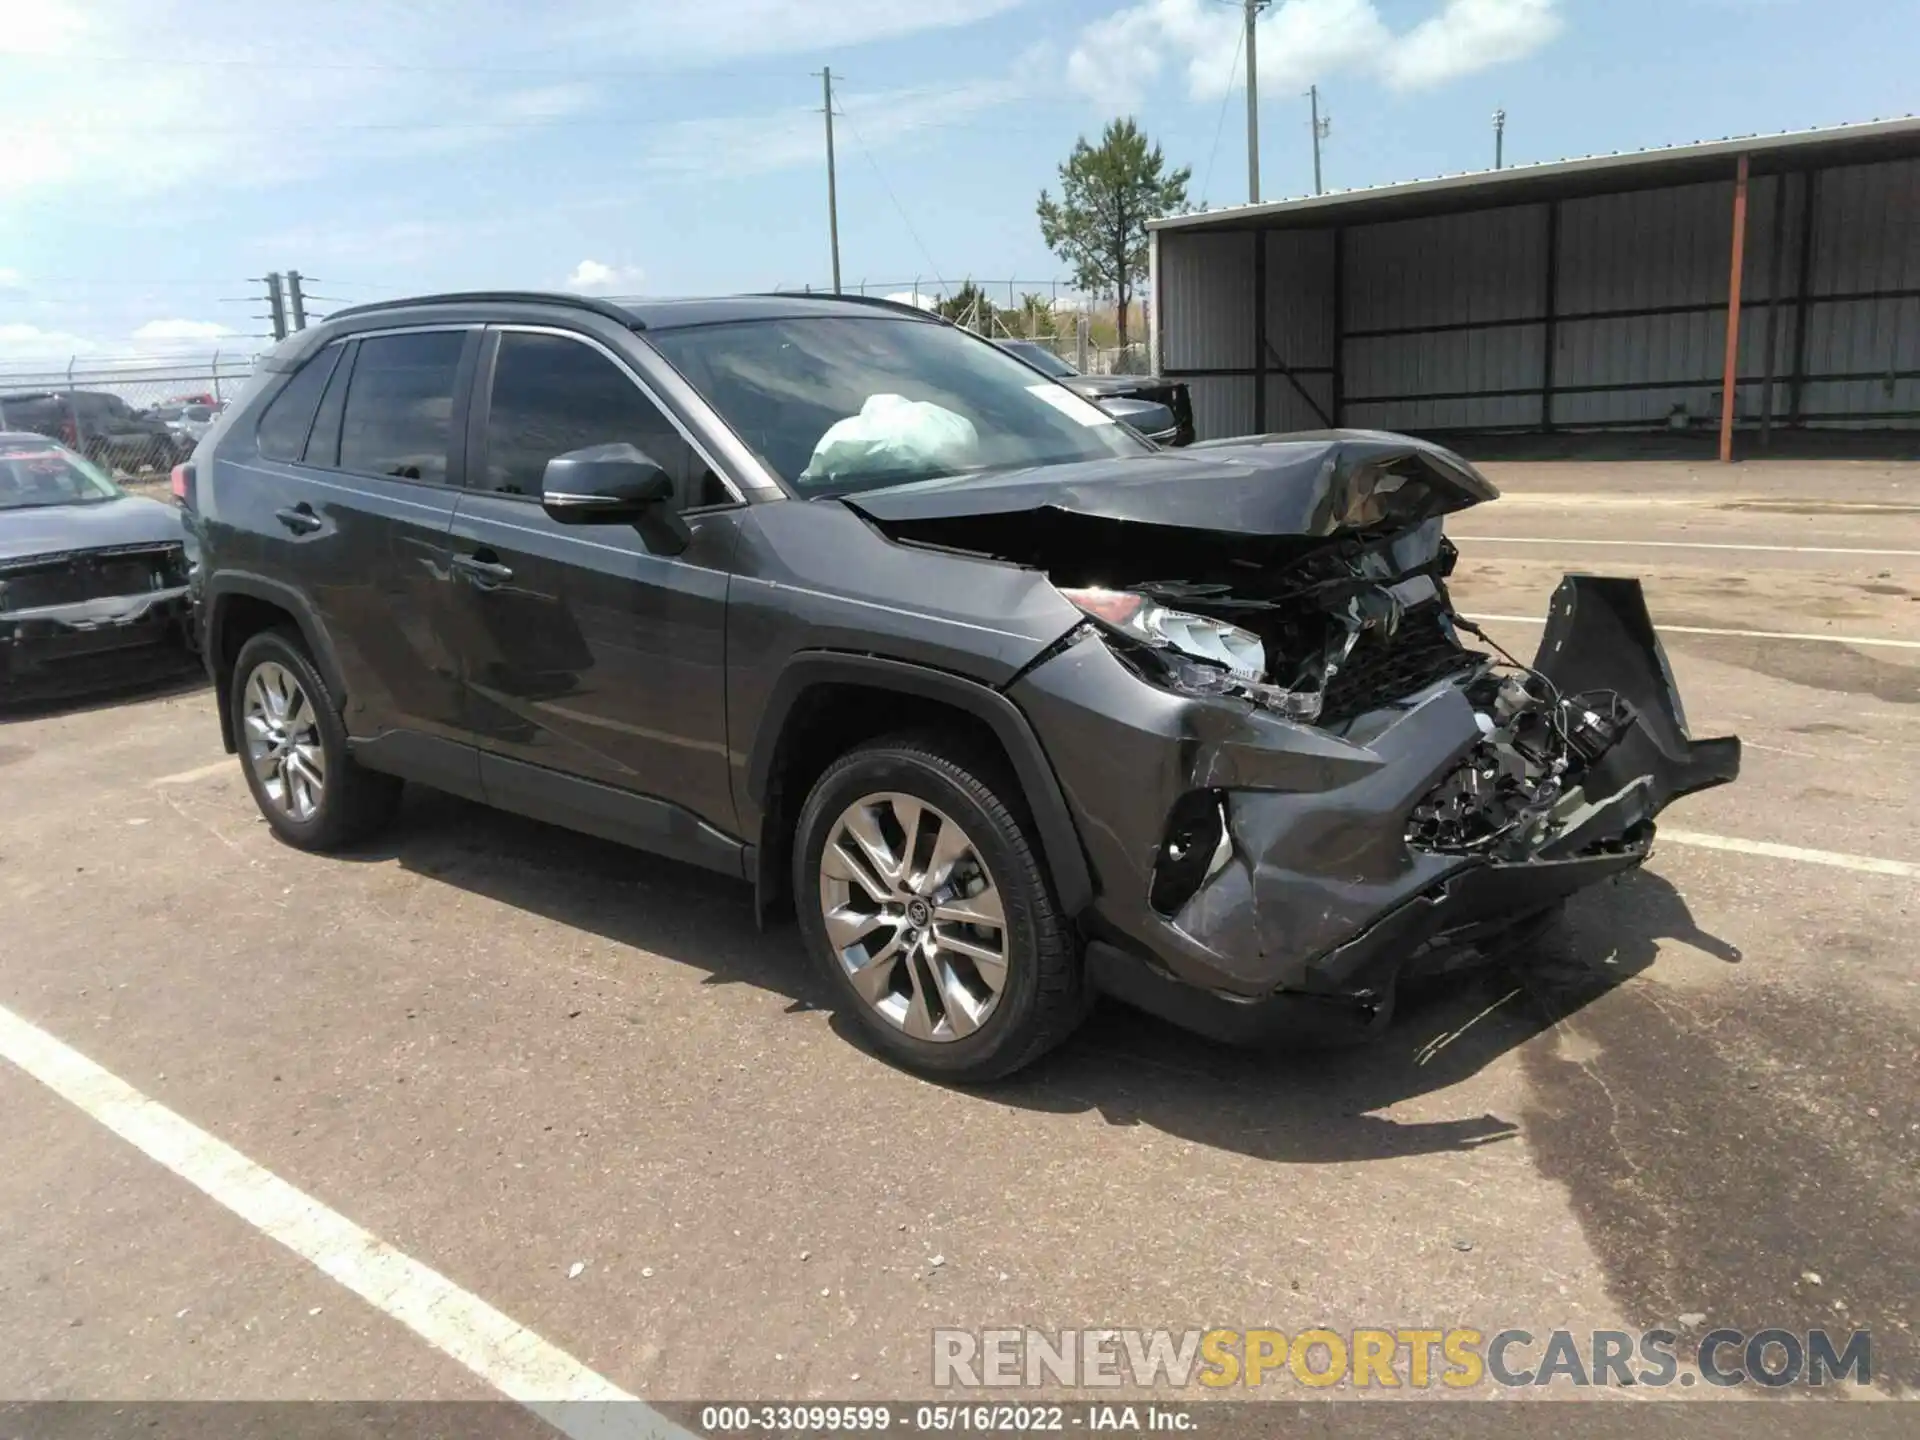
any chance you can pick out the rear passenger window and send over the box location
[481,331,731,508]
[255,345,342,461]
[338,331,466,484]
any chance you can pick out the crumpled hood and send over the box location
[843,430,1497,538]
[0,494,185,564]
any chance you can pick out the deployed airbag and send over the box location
[800,394,979,485]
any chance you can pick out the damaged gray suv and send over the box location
[184,292,1740,1081]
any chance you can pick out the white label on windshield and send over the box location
[1027,383,1115,427]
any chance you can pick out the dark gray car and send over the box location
[182,292,1739,1081]
[993,339,1196,446]
[0,390,184,473]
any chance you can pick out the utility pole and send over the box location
[819,67,843,294]
[1244,0,1267,204]
[1308,85,1330,195]
[286,270,308,331]
[264,272,288,342]
[1494,109,1507,170]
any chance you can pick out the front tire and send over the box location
[230,628,400,850]
[794,733,1084,1082]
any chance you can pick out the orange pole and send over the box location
[1719,154,1750,463]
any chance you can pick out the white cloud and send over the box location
[567,0,1028,61]
[1379,0,1562,90]
[0,322,101,361]
[1067,0,1558,105]
[0,0,1033,200]
[131,319,236,345]
[885,290,941,311]
[565,260,645,294]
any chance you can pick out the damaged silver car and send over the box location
[0,432,194,703]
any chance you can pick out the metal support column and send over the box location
[1541,200,1560,432]
[1330,227,1345,427]
[1787,169,1819,428]
[1251,230,1268,433]
[1760,172,1790,448]
[1718,154,1750,464]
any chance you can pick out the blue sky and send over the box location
[0,0,1914,362]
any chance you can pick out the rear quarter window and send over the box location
[255,345,344,461]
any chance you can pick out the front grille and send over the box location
[0,543,185,611]
[1318,608,1482,723]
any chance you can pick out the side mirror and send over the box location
[1096,396,1177,444]
[541,443,689,554]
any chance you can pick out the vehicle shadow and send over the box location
[0,667,207,724]
[349,786,1739,1167]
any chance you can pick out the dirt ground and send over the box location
[1,456,1915,1429]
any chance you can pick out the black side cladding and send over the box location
[1531,574,1742,811]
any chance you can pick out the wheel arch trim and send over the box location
[747,650,1094,917]
[203,571,349,753]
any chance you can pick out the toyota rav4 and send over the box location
[182,291,1739,1081]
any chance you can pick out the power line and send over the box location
[836,107,947,297]
[1199,23,1246,206]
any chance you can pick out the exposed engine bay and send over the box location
[853,432,1742,1018]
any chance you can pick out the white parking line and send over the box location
[0,1003,688,1440]
[153,759,234,786]
[1452,535,1920,558]
[1462,613,1920,651]
[1660,829,1918,879]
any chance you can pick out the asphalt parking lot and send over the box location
[1,456,1916,1420]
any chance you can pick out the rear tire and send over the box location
[794,732,1084,1083]
[230,628,400,850]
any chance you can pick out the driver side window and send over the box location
[481,331,731,508]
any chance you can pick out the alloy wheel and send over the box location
[243,660,327,822]
[817,791,1009,1042]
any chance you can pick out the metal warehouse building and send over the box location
[1147,117,1920,457]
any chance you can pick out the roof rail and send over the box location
[322,291,646,330]
[752,291,949,323]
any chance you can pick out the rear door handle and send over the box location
[274,503,322,536]
[452,552,514,587]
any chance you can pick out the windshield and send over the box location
[0,443,125,509]
[998,340,1078,379]
[647,316,1147,497]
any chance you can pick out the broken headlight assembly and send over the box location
[1058,587,1266,681]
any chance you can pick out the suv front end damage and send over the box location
[852,432,1741,1043]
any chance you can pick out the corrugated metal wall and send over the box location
[1157,152,1920,439]
[1800,158,1920,425]
[1155,229,1334,438]
[1342,205,1549,432]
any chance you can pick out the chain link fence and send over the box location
[769,278,1154,376]
[0,352,259,478]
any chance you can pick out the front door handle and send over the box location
[274,503,322,536]
[452,552,515,588]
